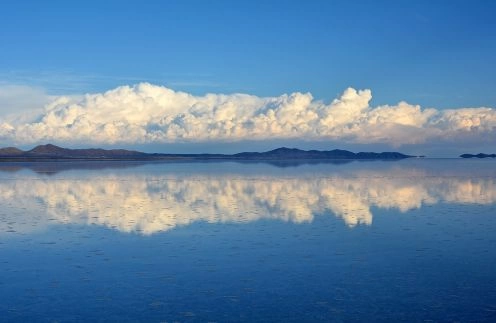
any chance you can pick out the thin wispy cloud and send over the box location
[0,82,494,147]
[0,70,223,95]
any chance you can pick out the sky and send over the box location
[0,0,495,156]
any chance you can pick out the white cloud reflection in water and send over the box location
[0,162,495,235]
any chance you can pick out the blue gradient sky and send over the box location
[1,0,495,107]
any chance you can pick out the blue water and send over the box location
[1,159,495,322]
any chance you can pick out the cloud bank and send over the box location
[0,82,495,146]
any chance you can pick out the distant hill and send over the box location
[0,144,415,161]
[460,153,496,159]
[0,147,23,155]
[0,144,146,159]
[233,147,412,159]
[27,144,146,158]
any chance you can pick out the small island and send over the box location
[0,144,416,162]
[460,153,496,158]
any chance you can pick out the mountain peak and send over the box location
[29,144,68,155]
[268,147,302,153]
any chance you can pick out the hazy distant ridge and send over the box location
[0,144,146,158]
[0,144,414,160]
[233,147,412,159]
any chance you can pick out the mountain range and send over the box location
[0,144,146,158]
[0,144,415,161]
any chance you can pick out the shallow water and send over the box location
[1,159,495,322]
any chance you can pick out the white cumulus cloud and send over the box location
[0,82,495,146]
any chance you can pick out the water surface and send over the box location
[1,159,495,321]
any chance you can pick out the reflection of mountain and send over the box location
[1,165,495,235]
[460,153,496,158]
[0,160,150,175]
[0,159,354,174]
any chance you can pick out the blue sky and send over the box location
[0,0,495,155]
[2,0,495,107]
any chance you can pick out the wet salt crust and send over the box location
[1,159,495,322]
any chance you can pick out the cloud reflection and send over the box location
[1,166,495,235]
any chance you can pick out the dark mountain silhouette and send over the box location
[460,153,496,158]
[0,147,23,155]
[26,144,146,158]
[0,144,415,161]
[233,147,411,159]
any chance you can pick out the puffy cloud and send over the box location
[0,82,495,146]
